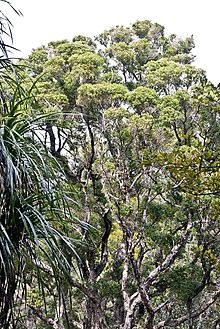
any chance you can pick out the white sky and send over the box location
[5,0,220,84]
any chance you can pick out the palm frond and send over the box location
[0,68,84,327]
[0,0,22,58]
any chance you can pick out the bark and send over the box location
[46,123,56,156]
[83,287,109,329]
[144,218,192,289]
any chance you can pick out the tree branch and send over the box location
[144,218,192,289]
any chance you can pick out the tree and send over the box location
[13,20,220,328]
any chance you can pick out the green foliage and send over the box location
[6,17,220,329]
[167,264,204,300]
[126,86,158,113]
[0,32,85,328]
[76,83,128,110]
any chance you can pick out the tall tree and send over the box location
[14,20,220,328]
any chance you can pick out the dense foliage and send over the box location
[1,6,220,328]
[0,2,84,328]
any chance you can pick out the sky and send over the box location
[4,0,220,84]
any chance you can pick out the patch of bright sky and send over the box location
[6,0,220,84]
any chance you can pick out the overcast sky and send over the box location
[6,0,220,84]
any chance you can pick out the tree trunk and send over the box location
[83,289,109,329]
